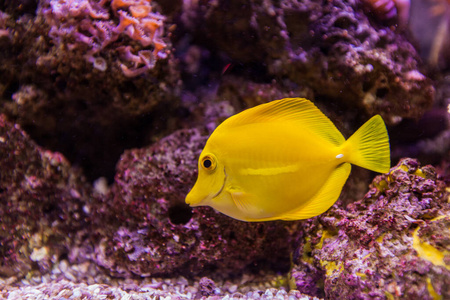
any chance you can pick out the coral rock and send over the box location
[291,158,450,299]
[0,0,181,180]
[0,115,91,278]
[181,0,434,123]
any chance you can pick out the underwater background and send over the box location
[0,0,449,299]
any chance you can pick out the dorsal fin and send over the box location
[219,98,345,146]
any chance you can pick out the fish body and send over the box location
[185,98,390,222]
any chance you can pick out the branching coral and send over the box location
[40,0,168,76]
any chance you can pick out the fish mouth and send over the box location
[186,167,227,206]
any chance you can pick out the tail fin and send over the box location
[344,115,390,173]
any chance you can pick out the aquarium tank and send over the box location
[0,0,449,299]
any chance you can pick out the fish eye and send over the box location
[201,154,217,171]
[203,159,212,168]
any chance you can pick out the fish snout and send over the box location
[185,190,202,207]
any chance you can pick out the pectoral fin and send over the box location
[228,187,264,220]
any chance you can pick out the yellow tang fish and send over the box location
[185,98,390,222]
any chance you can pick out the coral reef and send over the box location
[0,115,91,278]
[2,119,449,298]
[291,158,450,299]
[0,0,180,181]
[0,0,440,181]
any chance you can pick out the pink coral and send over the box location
[40,0,168,76]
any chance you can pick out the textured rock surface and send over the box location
[291,158,450,299]
[0,0,439,182]
[180,0,435,123]
[0,115,91,278]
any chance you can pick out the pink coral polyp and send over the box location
[130,5,151,18]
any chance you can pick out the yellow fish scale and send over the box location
[186,98,390,222]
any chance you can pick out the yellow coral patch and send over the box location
[321,260,343,277]
[374,178,389,192]
[384,291,395,300]
[288,272,297,291]
[413,168,426,178]
[315,230,343,277]
[426,277,443,300]
[412,215,450,271]
[376,233,385,243]
[317,230,334,250]
[355,271,367,279]
[302,237,314,264]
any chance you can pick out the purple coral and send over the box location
[40,0,168,76]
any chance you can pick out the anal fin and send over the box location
[279,163,352,220]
